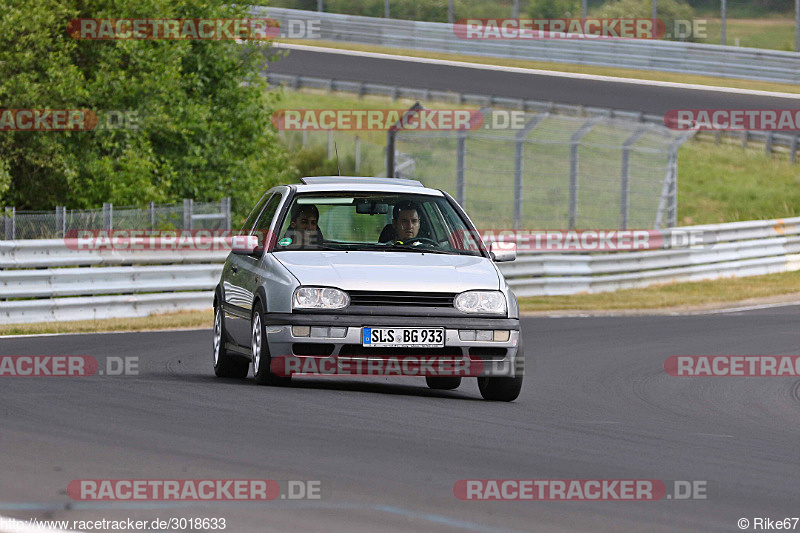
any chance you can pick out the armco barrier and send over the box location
[1,217,799,323]
[258,7,800,84]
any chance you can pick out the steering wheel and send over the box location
[394,237,439,248]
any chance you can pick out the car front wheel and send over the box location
[213,306,249,379]
[477,336,524,402]
[251,303,292,386]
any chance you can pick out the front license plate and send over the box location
[362,327,445,347]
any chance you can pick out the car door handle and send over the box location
[231,265,238,274]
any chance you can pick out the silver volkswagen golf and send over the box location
[213,177,523,401]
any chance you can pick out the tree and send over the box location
[0,0,291,219]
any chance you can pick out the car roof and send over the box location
[293,176,444,196]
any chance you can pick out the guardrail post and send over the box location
[765,131,774,155]
[327,130,334,159]
[4,207,14,240]
[792,135,798,163]
[222,197,231,230]
[102,203,113,230]
[301,130,307,147]
[183,199,193,230]
[620,128,647,230]
[456,129,466,206]
[55,206,66,237]
[569,117,601,229]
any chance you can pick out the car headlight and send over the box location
[293,287,350,310]
[454,291,507,315]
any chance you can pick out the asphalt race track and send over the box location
[1,310,798,532]
[267,47,800,115]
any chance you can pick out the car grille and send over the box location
[338,345,462,357]
[347,291,455,308]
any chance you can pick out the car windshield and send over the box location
[273,192,484,256]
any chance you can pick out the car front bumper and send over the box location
[262,313,522,378]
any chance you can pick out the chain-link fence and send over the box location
[1,199,230,240]
[391,109,693,230]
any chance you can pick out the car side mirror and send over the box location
[231,235,259,255]
[489,242,516,262]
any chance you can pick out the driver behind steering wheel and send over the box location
[391,200,421,244]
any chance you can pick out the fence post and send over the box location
[222,197,231,230]
[792,135,798,163]
[355,136,361,175]
[102,202,113,230]
[569,117,600,229]
[4,207,14,240]
[149,201,155,230]
[386,130,396,178]
[55,206,66,237]
[456,129,466,206]
[327,130,334,159]
[620,128,647,230]
[183,199,193,230]
[512,114,547,230]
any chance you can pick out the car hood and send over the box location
[274,251,499,293]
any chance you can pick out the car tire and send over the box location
[213,306,250,379]
[425,376,462,390]
[477,336,524,402]
[251,302,292,387]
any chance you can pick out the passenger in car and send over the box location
[284,204,324,247]
[379,200,421,242]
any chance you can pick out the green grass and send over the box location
[518,270,800,312]
[0,310,212,336]
[697,18,798,50]
[677,138,800,225]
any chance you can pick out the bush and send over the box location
[528,0,581,18]
[594,0,696,41]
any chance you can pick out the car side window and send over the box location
[251,193,282,248]
[240,192,271,234]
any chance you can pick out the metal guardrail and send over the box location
[2,217,799,323]
[491,217,800,296]
[266,72,800,162]
[259,7,800,84]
